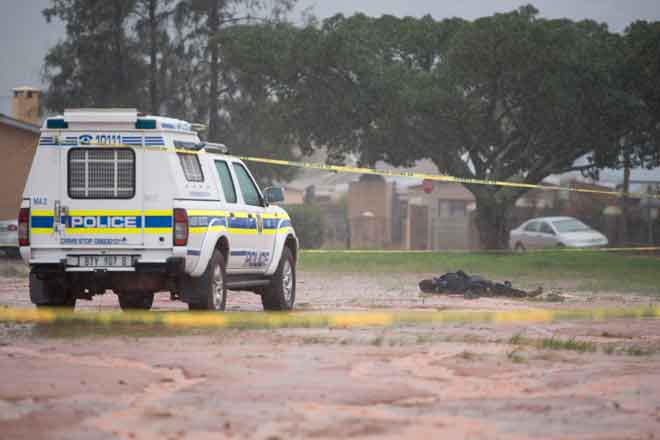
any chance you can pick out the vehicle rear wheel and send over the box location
[117,291,155,310]
[30,272,76,309]
[514,242,526,252]
[261,247,295,311]
[186,250,227,311]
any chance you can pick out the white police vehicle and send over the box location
[19,109,298,311]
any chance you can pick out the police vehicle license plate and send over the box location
[68,255,135,268]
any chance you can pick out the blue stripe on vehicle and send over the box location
[229,217,256,229]
[31,216,54,228]
[263,218,279,229]
[278,219,291,228]
[230,251,249,256]
[187,249,201,256]
[144,216,172,228]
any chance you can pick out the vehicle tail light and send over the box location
[173,208,188,246]
[18,208,30,247]
[7,224,17,232]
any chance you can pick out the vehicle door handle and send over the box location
[229,212,235,218]
[248,214,253,219]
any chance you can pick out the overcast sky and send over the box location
[2,0,660,116]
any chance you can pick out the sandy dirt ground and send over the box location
[1,269,660,439]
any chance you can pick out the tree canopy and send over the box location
[223,6,658,248]
[41,2,660,247]
[41,0,298,184]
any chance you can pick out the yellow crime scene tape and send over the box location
[0,306,659,329]
[81,143,660,200]
[238,155,660,201]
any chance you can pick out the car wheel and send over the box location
[261,247,295,311]
[30,272,76,309]
[514,242,526,252]
[186,250,227,311]
[118,291,155,310]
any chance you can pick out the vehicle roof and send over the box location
[44,108,194,132]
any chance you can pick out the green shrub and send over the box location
[285,204,326,249]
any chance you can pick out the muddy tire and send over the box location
[261,247,295,311]
[30,272,76,309]
[186,250,227,311]
[118,291,155,310]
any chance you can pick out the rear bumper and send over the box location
[31,257,185,274]
[30,257,187,299]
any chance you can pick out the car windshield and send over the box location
[552,219,591,233]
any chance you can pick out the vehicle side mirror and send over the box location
[264,187,285,204]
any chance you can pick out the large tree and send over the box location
[41,0,298,184]
[225,7,632,248]
[43,0,147,110]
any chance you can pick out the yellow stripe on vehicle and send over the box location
[64,228,142,235]
[67,210,142,216]
[31,210,54,217]
[144,228,173,234]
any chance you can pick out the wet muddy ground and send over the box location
[1,270,660,439]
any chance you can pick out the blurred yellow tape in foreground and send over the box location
[1,306,659,329]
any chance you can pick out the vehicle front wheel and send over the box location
[186,250,227,311]
[261,247,296,311]
[117,291,155,310]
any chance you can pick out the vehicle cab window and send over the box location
[232,163,262,207]
[524,221,539,232]
[539,222,555,235]
[214,160,237,203]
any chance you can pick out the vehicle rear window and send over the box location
[177,153,204,182]
[214,160,237,203]
[68,148,135,199]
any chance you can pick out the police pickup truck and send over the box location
[19,109,298,311]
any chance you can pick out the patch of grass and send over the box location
[0,261,29,278]
[416,334,434,344]
[301,336,338,345]
[299,251,660,294]
[538,337,597,353]
[458,350,478,360]
[506,348,526,363]
[534,351,564,362]
[370,335,384,347]
[509,333,596,353]
[600,331,631,339]
[603,345,616,355]
[509,333,526,346]
[624,345,654,356]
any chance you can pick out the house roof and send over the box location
[0,113,40,134]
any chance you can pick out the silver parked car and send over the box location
[0,219,19,257]
[509,217,608,251]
